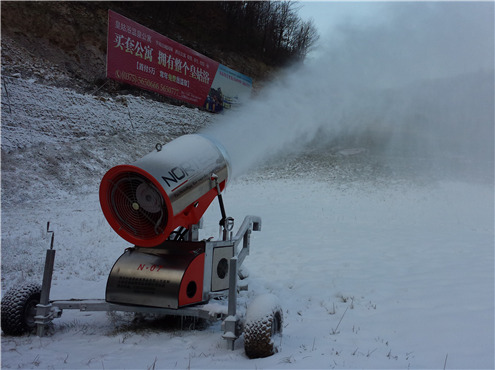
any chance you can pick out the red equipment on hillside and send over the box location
[1,134,283,359]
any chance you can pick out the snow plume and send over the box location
[203,2,494,180]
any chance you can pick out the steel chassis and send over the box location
[34,215,261,350]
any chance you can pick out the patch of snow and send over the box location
[338,148,366,156]
[1,78,493,369]
[245,294,281,324]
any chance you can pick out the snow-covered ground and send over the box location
[1,77,494,369]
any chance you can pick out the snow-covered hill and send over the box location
[1,77,213,207]
[1,75,493,369]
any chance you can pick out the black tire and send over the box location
[1,282,42,336]
[244,294,283,359]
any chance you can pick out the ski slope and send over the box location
[1,77,493,369]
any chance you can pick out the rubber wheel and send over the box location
[244,294,283,359]
[1,282,42,336]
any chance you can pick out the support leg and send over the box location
[35,225,56,337]
[222,257,239,350]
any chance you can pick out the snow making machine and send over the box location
[1,134,283,359]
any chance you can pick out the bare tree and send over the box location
[150,0,320,66]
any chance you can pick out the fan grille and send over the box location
[108,172,167,240]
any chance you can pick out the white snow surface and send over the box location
[1,78,494,369]
[244,294,281,324]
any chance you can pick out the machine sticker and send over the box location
[137,263,164,272]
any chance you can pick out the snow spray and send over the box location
[202,2,493,181]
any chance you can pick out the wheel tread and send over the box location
[244,294,283,359]
[1,282,42,336]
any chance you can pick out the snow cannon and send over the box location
[1,133,282,358]
[99,134,230,247]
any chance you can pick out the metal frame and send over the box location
[34,215,261,350]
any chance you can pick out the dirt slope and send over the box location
[1,2,273,95]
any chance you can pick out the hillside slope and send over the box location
[1,77,493,369]
[1,77,213,207]
[1,2,275,95]
[1,3,493,368]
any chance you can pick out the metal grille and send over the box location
[109,172,167,240]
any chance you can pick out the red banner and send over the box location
[107,10,219,106]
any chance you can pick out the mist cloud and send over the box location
[203,2,494,180]
[321,2,494,87]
